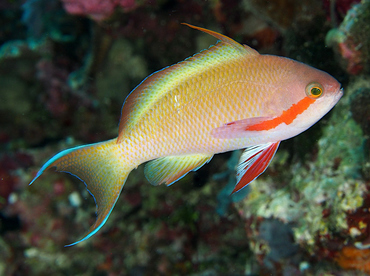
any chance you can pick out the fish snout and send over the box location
[328,86,343,108]
[335,87,344,101]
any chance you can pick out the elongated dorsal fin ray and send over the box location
[144,154,213,186]
[117,24,259,142]
[232,142,280,194]
[181,23,258,56]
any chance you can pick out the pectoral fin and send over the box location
[232,142,280,194]
[211,117,273,139]
[144,154,213,186]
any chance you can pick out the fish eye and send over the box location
[306,82,323,99]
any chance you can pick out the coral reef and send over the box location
[326,0,370,74]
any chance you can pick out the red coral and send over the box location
[323,0,361,22]
[335,246,370,273]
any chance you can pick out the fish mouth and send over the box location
[329,87,343,107]
[338,87,344,97]
[334,87,344,103]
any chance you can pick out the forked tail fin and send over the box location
[29,138,133,246]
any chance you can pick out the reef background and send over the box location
[1,0,370,275]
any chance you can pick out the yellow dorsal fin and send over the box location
[117,24,259,142]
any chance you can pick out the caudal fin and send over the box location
[30,138,132,246]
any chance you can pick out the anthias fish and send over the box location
[30,24,343,246]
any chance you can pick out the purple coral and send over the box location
[61,0,137,22]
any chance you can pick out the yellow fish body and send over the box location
[30,24,343,246]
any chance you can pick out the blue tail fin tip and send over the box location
[30,139,127,247]
[28,143,94,186]
[64,197,118,247]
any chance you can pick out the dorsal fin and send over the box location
[117,24,259,142]
[181,23,258,56]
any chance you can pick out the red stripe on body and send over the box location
[245,97,315,131]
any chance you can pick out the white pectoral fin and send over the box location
[232,141,280,194]
[210,117,273,139]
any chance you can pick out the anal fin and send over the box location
[232,142,280,194]
[144,154,213,186]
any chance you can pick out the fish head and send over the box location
[276,58,343,131]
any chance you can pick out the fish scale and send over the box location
[30,24,342,246]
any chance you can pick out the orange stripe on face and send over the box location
[245,97,315,131]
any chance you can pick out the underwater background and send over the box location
[1,0,370,275]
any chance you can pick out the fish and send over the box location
[29,24,343,246]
